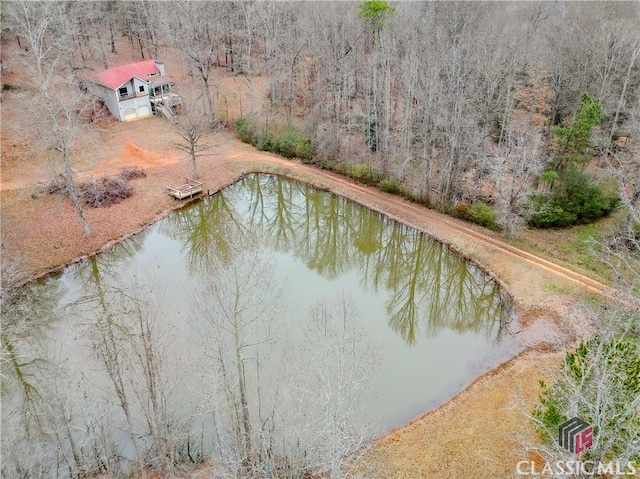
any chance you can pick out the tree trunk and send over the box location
[609,42,639,148]
[62,157,91,236]
[95,28,109,69]
[190,142,198,178]
[109,20,117,54]
[233,310,252,472]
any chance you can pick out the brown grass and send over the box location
[366,350,564,478]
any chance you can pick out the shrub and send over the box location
[349,164,379,185]
[539,170,559,189]
[526,197,576,228]
[455,202,470,216]
[318,158,335,170]
[235,115,313,161]
[415,192,432,208]
[466,202,497,228]
[78,176,132,208]
[256,132,274,152]
[235,116,258,146]
[379,178,402,194]
[271,130,312,160]
[119,167,147,180]
[528,167,619,228]
[332,162,350,176]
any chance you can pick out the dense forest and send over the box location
[2,1,639,237]
[2,2,639,479]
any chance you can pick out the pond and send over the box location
[1,174,520,477]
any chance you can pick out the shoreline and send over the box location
[1,135,598,477]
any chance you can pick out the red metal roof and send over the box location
[85,60,161,90]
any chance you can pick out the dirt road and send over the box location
[1,129,600,478]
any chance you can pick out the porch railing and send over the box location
[118,91,148,101]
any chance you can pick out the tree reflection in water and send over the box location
[163,173,509,345]
[2,173,515,477]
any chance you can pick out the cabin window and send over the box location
[139,85,145,93]
[119,87,127,97]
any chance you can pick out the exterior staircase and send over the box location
[156,104,177,123]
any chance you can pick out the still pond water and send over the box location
[2,174,520,474]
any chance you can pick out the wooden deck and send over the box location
[166,178,203,200]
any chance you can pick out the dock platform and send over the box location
[166,178,203,200]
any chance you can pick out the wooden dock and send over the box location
[166,178,203,200]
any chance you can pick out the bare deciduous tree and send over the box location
[171,2,223,122]
[173,90,215,179]
[487,120,544,236]
[283,294,379,479]
[7,0,92,235]
[194,239,284,477]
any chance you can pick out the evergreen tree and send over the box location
[552,92,604,169]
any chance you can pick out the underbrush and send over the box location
[319,157,422,202]
[236,115,313,161]
[1,83,20,92]
[454,202,497,229]
[317,159,498,230]
[349,163,379,185]
[119,166,147,180]
[45,171,140,208]
[78,176,132,207]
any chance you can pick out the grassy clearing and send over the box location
[508,208,627,284]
